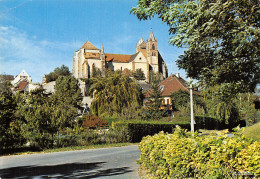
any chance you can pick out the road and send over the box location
[0,145,140,179]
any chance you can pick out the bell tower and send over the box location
[147,29,158,72]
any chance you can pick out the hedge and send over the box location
[112,121,190,143]
[138,129,260,178]
[173,116,246,130]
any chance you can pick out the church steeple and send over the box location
[148,28,156,42]
[136,36,146,52]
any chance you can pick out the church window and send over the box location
[152,44,155,50]
[139,57,142,60]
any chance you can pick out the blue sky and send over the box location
[0,0,186,83]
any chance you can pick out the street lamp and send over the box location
[189,78,195,133]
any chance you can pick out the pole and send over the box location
[190,78,194,133]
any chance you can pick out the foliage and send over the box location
[200,85,260,126]
[145,72,168,120]
[237,93,259,125]
[112,120,183,143]
[131,0,260,94]
[52,76,82,108]
[138,129,260,178]
[81,114,108,129]
[45,65,71,83]
[120,102,145,121]
[90,72,142,116]
[171,90,205,112]
[17,76,82,149]
[91,65,102,78]
[81,78,94,96]
[133,68,146,81]
[0,79,25,150]
[18,88,56,149]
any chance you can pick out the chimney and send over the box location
[176,73,180,78]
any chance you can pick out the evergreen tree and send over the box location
[133,68,146,81]
[144,73,167,120]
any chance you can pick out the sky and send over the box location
[0,0,187,83]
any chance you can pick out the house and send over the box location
[72,29,168,83]
[143,73,200,116]
[159,73,199,106]
[11,70,41,93]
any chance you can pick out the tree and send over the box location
[18,87,55,149]
[144,73,167,120]
[133,68,146,81]
[131,0,260,95]
[18,77,82,149]
[45,65,71,82]
[51,76,83,133]
[90,72,142,116]
[0,77,25,150]
[171,90,206,112]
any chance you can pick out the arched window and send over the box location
[152,44,155,50]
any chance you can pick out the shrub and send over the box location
[138,129,260,178]
[112,120,190,143]
[82,115,108,129]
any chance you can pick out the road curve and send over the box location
[0,145,140,179]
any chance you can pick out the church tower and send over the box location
[136,36,146,52]
[147,29,158,72]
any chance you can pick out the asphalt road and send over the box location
[0,145,140,179]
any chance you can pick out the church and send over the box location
[72,29,168,82]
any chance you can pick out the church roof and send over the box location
[138,49,147,58]
[105,54,132,63]
[81,41,99,50]
[148,29,156,41]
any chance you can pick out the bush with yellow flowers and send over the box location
[138,129,260,178]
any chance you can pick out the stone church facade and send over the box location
[72,29,168,82]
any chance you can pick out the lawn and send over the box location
[242,122,260,141]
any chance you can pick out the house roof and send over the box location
[105,53,132,63]
[159,75,200,97]
[81,41,99,50]
[15,80,28,91]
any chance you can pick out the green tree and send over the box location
[19,87,55,149]
[144,73,167,120]
[201,85,241,125]
[45,65,71,82]
[171,90,206,112]
[131,0,260,95]
[51,76,83,135]
[0,78,25,150]
[52,76,82,108]
[90,72,142,116]
[133,68,146,81]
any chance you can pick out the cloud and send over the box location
[0,26,81,83]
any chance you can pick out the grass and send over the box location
[242,122,260,141]
[1,143,136,156]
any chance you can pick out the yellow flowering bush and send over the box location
[138,129,260,178]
